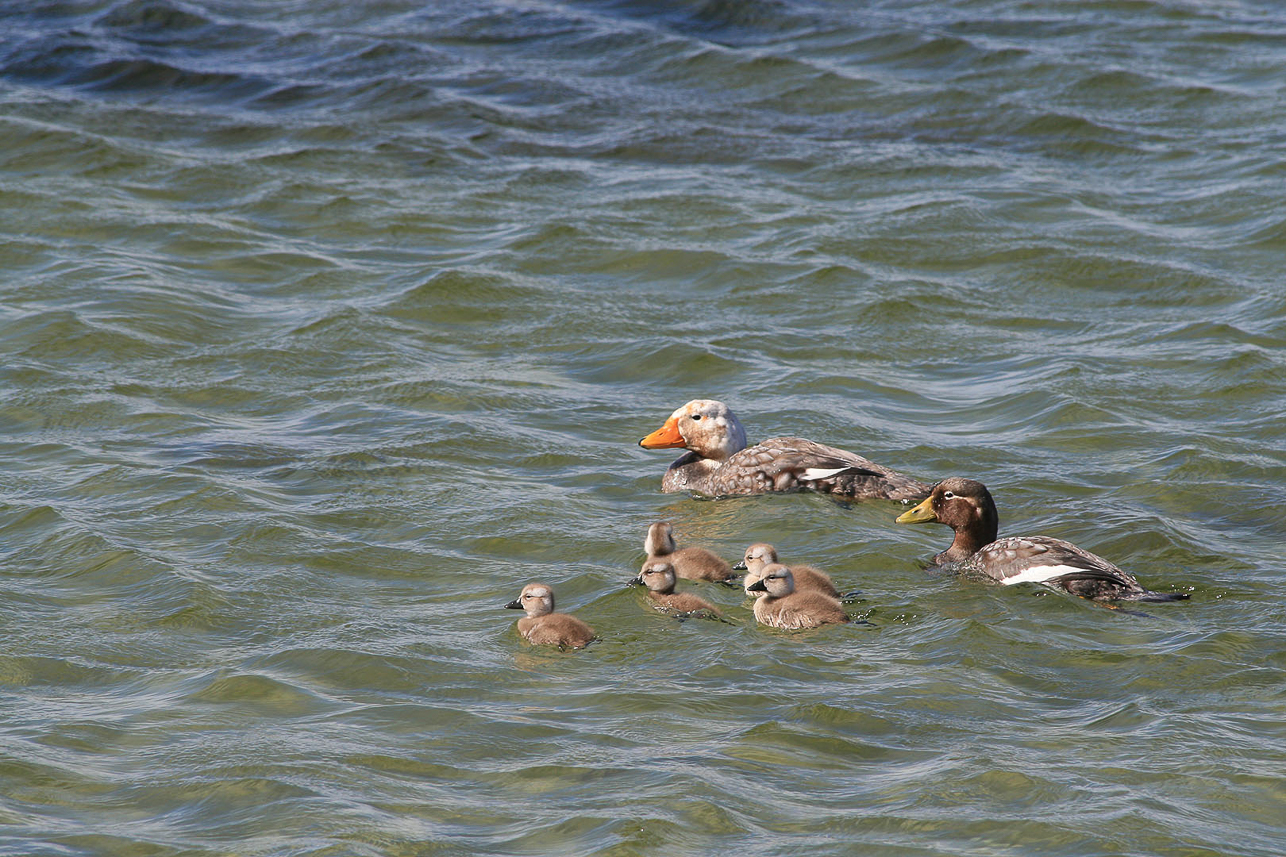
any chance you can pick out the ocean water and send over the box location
[1,1,1285,855]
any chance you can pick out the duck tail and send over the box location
[1133,590,1190,603]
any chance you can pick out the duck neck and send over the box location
[662,454,721,493]
[938,519,997,563]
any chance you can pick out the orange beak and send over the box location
[638,416,686,449]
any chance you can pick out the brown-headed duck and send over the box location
[896,478,1188,603]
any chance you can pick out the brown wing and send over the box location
[709,437,929,500]
[962,536,1147,599]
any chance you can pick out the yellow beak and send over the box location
[895,497,937,524]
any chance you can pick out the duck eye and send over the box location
[690,414,702,420]
[943,491,956,500]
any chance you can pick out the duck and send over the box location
[895,477,1189,603]
[734,542,841,599]
[632,560,722,616]
[639,399,929,501]
[643,521,736,582]
[504,583,596,648]
[746,564,850,629]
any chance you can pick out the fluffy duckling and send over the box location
[746,564,850,630]
[896,478,1189,603]
[639,399,928,501]
[504,583,596,648]
[734,542,840,599]
[643,521,735,583]
[633,560,722,616]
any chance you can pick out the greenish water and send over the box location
[2,1,1285,855]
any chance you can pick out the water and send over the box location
[1,0,1285,854]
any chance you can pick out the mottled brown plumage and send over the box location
[896,478,1188,603]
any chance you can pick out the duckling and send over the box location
[734,542,840,599]
[746,564,850,629]
[639,399,928,501]
[632,560,722,616]
[895,477,1189,603]
[643,521,736,583]
[504,583,596,648]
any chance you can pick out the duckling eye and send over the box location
[690,414,702,421]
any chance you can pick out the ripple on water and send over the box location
[1,1,1285,856]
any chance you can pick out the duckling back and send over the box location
[519,613,596,648]
[644,521,735,582]
[748,565,848,630]
[636,560,722,616]
[753,589,849,630]
[505,582,595,648]
[739,542,840,598]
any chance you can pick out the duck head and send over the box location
[895,477,999,558]
[638,399,748,461]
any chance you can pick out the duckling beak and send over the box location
[626,576,644,587]
[732,560,747,570]
[895,497,937,524]
[504,598,522,609]
[639,416,686,449]
[746,578,767,592]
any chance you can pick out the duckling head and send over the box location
[638,399,747,461]
[734,542,779,572]
[634,560,678,594]
[505,583,556,618]
[745,563,795,598]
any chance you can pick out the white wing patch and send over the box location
[799,466,851,481]
[1000,564,1089,585]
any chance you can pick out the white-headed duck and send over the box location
[639,399,928,501]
